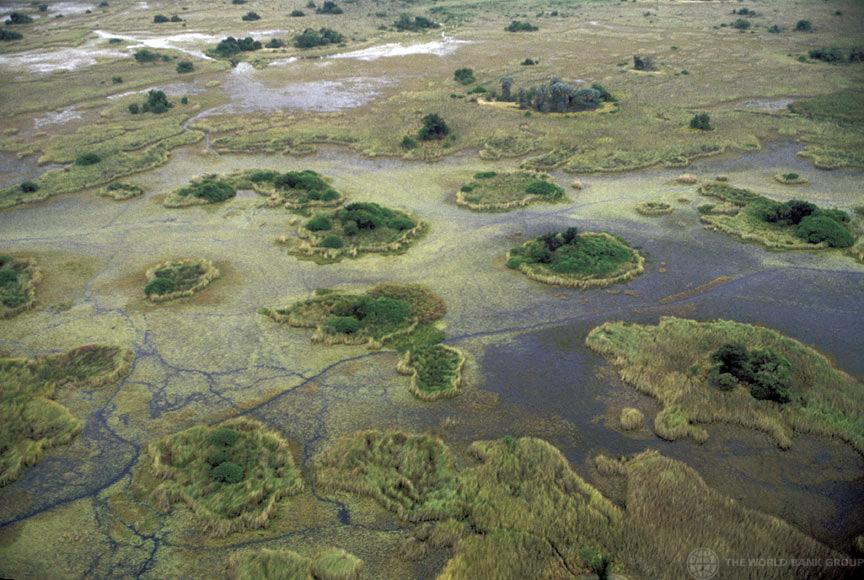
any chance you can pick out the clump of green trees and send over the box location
[505,20,537,32]
[4,12,33,25]
[394,14,439,32]
[794,20,812,32]
[293,27,344,48]
[241,11,260,21]
[316,1,343,14]
[711,343,792,403]
[633,54,656,71]
[808,47,864,64]
[75,152,101,166]
[417,113,450,140]
[453,68,475,85]
[212,36,262,58]
[176,61,193,73]
[0,29,23,41]
[690,112,712,130]
[129,90,173,114]
[134,49,161,63]
[755,199,854,247]
[495,77,615,113]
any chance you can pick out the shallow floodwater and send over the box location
[328,35,473,61]
[0,141,862,558]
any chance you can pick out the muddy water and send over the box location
[0,140,862,555]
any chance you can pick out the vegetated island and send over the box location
[586,317,864,454]
[635,201,673,216]
[98,182,144,200]
[231,169,345,210]
[261,284,463,400]
[229,547,362,580]
[132,418,303,536]
[506,227,644,288]
[773,172,810,186]
[163,175,237,207]
[477,76,617,116]
[0,254,41,318]
[282,202,426,263]
[1,345,133,485]
[698,181,859,253]
[312,430,842,578]
[456,170,565,211]
[144,258,220,302]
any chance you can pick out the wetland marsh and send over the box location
[1,1,863,579]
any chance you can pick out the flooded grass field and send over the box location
[1,0,863,578]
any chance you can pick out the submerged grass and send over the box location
[0,345,133,485]
[586,318,864,454]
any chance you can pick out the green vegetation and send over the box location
[230,548,362,580]
[417,113,450,141]
[1,345,133,485]
[316,1,343,15]
[699,183,857,251]
[453,68,475,85]
[294,28,344,49]
[164,175,237,207]
[456,170,565,211]
[506,228,644,288]
[98,182,143,200]
[0,255,41,318]
[773,172,808,185]
[0,28,23,41]
[394,14,439,32]
[233,169,344,209]
[397,344,464,400]
[795,20,813,32]
[136,418,303,536]
[489,77,615,114]
[176,61,194,74]
[75,152,101,166]
[633,54,656,71]
[240,11,260,22]
[290,9,304,17]
[586,318,864,452]
[505,21,538,32]
[133,49,160,63]
[287,202,424,261]
[4,12,33,25]
[619,408,644,431]
[635,201,673,216]
[143,258,219,302]
[212,36,262,58]
[128,90,173,115]
[690,112,712,130]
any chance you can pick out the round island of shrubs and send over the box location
[233,168,344,210]
[144,258,219,302]
[456,170,565,211]
[163,175,236,207]
[635,201,673,216]
[506,227,645,288]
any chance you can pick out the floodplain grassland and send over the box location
[0,254,41,318]
[230,547,362,580]
[586,318,864,454]
[0,345,133,486]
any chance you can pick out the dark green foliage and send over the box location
[241,11,260,21]
[134,49,159,63]
[732,19,751,31]
[180,96,189,105]
[521,58,537,65]
[808,47,845,63]
[400,136,418,150]
[144,276,176,296]
[633,54,655,71]
[206,449,231,467]
[689,112,712,130]
[320,235,344,248]
[515,77,613,113]
[144,261,211,296]
[265,38,285,48]
[850,48,864,63]
[474,171,497,179]
[178,176,236,203]
[210,427,240,447]
[336,202,415,231]
[0,29,23,41]
[711,343,791,403]
[213,36,262,57]
[506,20,537,32]
[394,14,439,32]
[142,90,172,114]
[19,181,38,193]
[764,199,817,226]
[306,214,333,231]
[153,14,169,23]
[294,27,344,48]
[4,12,33,25]
[581,549,611,580]
[525,180,564,197]
[767,24,782,33]
[290,9,304,17]
[212,461,244,484]
[795,20,812,32]
[508,228,635,278]
[112,75,123,84]
[795,215,854,248]
[176,61,194,73]
[170,15,183,22]
[417,113,449,140]
[128,103,140,114]
[325,315,360,333]
[316,1,343,15]
[454,68,475,85]
[232,0,246,4]
[75,152,101,166]
[325,295,411,335]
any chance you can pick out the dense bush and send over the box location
[505,20,537,32]
[325,315,360,334]
[294,27,344,48]
[732,18,751,31]
[290,9,305,17]
[794,20,812,32]
[764,199,817,226]
[153,14,169,23]
[19,181,39,193]
[213,36,262,57]
[316,1,343,14]
[241,11,260,21]
[0,29,24,41]
[711,343,791,403]
[142,90,173,113]
[265,38,285,48]
[170,15,183,22]
[512,78,613,113]
[417,113,449,140]
[336,202,416,231]
[850,48,864,63]
[525,180,563,197]
[454,68,475,85]
[795,215,854,247]
[75,152,101,166]
[5,12,33,25]
[144,276,175,296]
[808,47,845,63]
[400,136,418,150]
[689,112,712,130]
[128,103,140,114]
[210,427,240,447]
[177,176,236,203]
[134,49,160,63]
[306,214,333,231]
[320,234,344,249]
[394,14,439,32]
[211,461,244,483]
[633,54,655,71]
[521,58,537,65]
[508,228,636,278]
[176,61,194,73]
[767,24,782,33]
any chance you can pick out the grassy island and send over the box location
[230,547,362,580]
[233,169,345,210]
[455,171,565,211]
[163,175,237,207]
[262,284,465,399]
[284,202,426,262]
[0,255,41,318]
[699,182,858,252]
[506,228,644,288]
[635,201,673,216]
[586,318,864,453]
[135,418,303,536]
[98,182,144,200]
[144,258,219,302]
[773,172,809,186]
[1,345,133,485]
[314,431,837,578]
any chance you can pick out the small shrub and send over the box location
[326,315,359,333]
[176,61,194,73]
[453,68,475,85]
[306,215,333,231]
[400,136,418,150]
[417,113,449,141]
[241,11,260,21]
[134,49,160,63]
[795,215,854,248]
[290,9,305,17]
[153,14,169,23]
[689,112,712,130]
[768,24,782,33]
[521,58,537,65]
[5,12,33,25]
[180,96,189,105]
[144,276,176,296]
[506,20,538,32]
[213,36,262,57]
[525,180,564,198]
[316,1,343,15]
[128,103,140,114]
[794,20,812,32]
[265,38,285,48]
[75,152,101,166]
[732,18,751,31]
[633,54,655,71]
[19,181,39,193]
[141,90,172,114]
[112,75,123,84]
[0,29,24,41]
[849,48,864,63]
[210,427,240,447]
[294,27,344,48]
[320,235,344,249]
[394,14,439,32]
[211,461,244,484]
[170,15,183,22]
